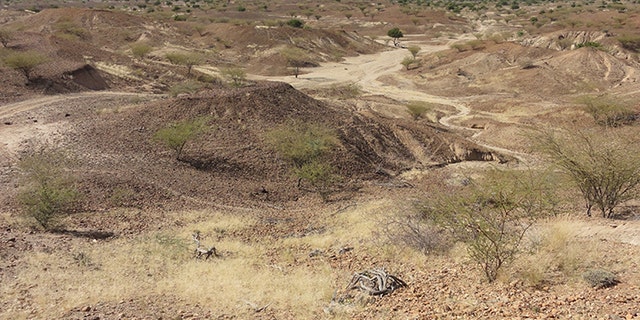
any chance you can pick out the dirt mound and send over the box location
[43,82,495,213]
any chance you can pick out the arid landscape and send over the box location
[1,0,640,319]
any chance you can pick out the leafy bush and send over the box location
[401,56,417,70]
[18,150,80,230]
[165,51,204,75]
[286,19,304,28]
[387,27,404,46]
[576,41,602,49]
[154,116,210,161]
[266,123,339,167]
[293,161,338,201]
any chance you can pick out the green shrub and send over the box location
[576,41,602,49]
[18,151,80,230]
[154,116,210,161]
[266,122,341,200]
[266,122,339,167]
[2,50,49,81]
[406,101,431,120]
[286,19,305,28]
[293,161,338,201]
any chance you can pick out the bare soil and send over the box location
[2,2,640,319]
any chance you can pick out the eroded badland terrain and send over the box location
[1,0,640,319]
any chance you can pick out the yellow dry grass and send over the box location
[1,202,402,319]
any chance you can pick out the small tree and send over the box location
[535,128,640,218]
[0,28,13,47]
[130,42,153,59]
[3,51,49,82]
[165,51,204,75]
[387,27,404,46]
[423,169,557,282]
[281,47,310,78]
[154,116,210,161]
[286,18,305,28]
[18,150,80,230]
[407,45,420,58]
[221,67,246,87]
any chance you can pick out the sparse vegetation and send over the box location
[0,28,13,47]
[266,122,340,200]
[54,18,90,40]
[535,128,640,218]
[407,45,420,58]
[281,47,311,78]
[154,116,210,161]
[130,42,153,59]
[18,150,80,230]
[168,80,204,96]
[579,95,637,127]
[406,101,431,120]
[165,51,204,75]
[220,67,246,87]
[401,56,418,70]
[618,34,640,52]
[2,50,49,82]
[421,169,557,282]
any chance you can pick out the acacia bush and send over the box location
[579,95,637,127]
[421,169,557,282]
[266,122,340,200]
[165,51,204,75]
[154,116,210,161]
[220,67,246,87]
[2,50,49,82]
[18,150,80,230]
[535,128,640,218]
